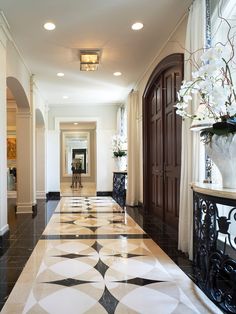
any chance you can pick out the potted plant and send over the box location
[112,135,127,171]
[175,19,236,188]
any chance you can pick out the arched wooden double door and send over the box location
[143,54,183,229]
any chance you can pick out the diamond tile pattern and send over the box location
[1,197,222,314]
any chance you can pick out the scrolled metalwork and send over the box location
[193,191,236,313]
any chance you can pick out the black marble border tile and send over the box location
[40,234,150,240]
[53,211,124,214]
[46,192,61,201]
[96,191,113,196]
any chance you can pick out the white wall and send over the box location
[48,104,119,130]
[46,130,60,192]
[97,129,115,191]
[134,15,188,203]
[47,104,119,192]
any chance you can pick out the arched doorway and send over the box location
[6,87,17,197]
[6,77,35,213]
[143,54,183,229]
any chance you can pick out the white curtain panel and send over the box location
[178,0,206,260]
[116,107,122,135]
[126,90,139,206]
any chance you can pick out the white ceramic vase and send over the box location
[205,133,236,189]
[114,156,126,171]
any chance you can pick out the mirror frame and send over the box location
[62,131,90,177]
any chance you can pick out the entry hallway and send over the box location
[2,197,221,313]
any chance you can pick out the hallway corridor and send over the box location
[1,197,221,313]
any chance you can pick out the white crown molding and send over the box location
[0,11,12,47]
[49,102,122,107]
[0,11,31,75]
[55,116,100,131]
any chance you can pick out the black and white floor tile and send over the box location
[2,197,222,313]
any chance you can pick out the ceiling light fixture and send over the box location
[74,122,78,125]
[113,72,122,76]
[80,50,100,71]
[63,95,68,99]
[57,72,64,77]
[131,22,144,30]
[44,22,56,31]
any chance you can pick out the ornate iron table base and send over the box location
[193,191,236,313]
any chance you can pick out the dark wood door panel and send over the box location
[143,54,183,230]
[163,67,182,229]
[152,174,164,218]
[165,177,179,226]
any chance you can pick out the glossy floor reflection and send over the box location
[1,197,221,313]
[0,199,59,310]
[126,206,195,281]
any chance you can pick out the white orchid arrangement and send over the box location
[175,19,236,139]
[112,134,127,157]
[176,45,236,122]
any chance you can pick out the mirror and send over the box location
[62,131,90,176]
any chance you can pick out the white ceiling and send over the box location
[1,0,191,105]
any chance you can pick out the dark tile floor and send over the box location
[0,199,59,310]
[126,206,195,282]
[0,199,194,311]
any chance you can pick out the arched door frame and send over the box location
[142,53,184,212]
[6,76,36,213]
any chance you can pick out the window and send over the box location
[209,0,236,185]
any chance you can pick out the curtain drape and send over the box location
[126,90,139,206]
[178,0,206,260]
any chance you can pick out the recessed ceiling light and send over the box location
[43,22,56,31]
[74,122,78,125]
[57,72,64,77]
[63,95,68,99]
[113,72,122,76]
[131,22,143,30]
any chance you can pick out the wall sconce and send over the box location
[80,50,100,71]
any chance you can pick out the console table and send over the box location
[192,183,236,313]
[112,171,127,208]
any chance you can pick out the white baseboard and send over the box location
[7,191,17,198]
[16,202,34,214]
[0,224,9,236]
[36,191,46,199]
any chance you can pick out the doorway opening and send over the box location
[59,121,97,197]
[6,88,17,198]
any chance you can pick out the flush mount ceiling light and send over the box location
[57,72,64,77]
[131,22,144,30]
[44,22,56,30]
[80,50,100,71]
[113,72,122,76]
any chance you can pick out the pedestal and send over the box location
[112,171,127,208]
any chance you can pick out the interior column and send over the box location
[16,109,36,213]
[36,127,46,199]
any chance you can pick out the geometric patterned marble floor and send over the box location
[2,197,222,313]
